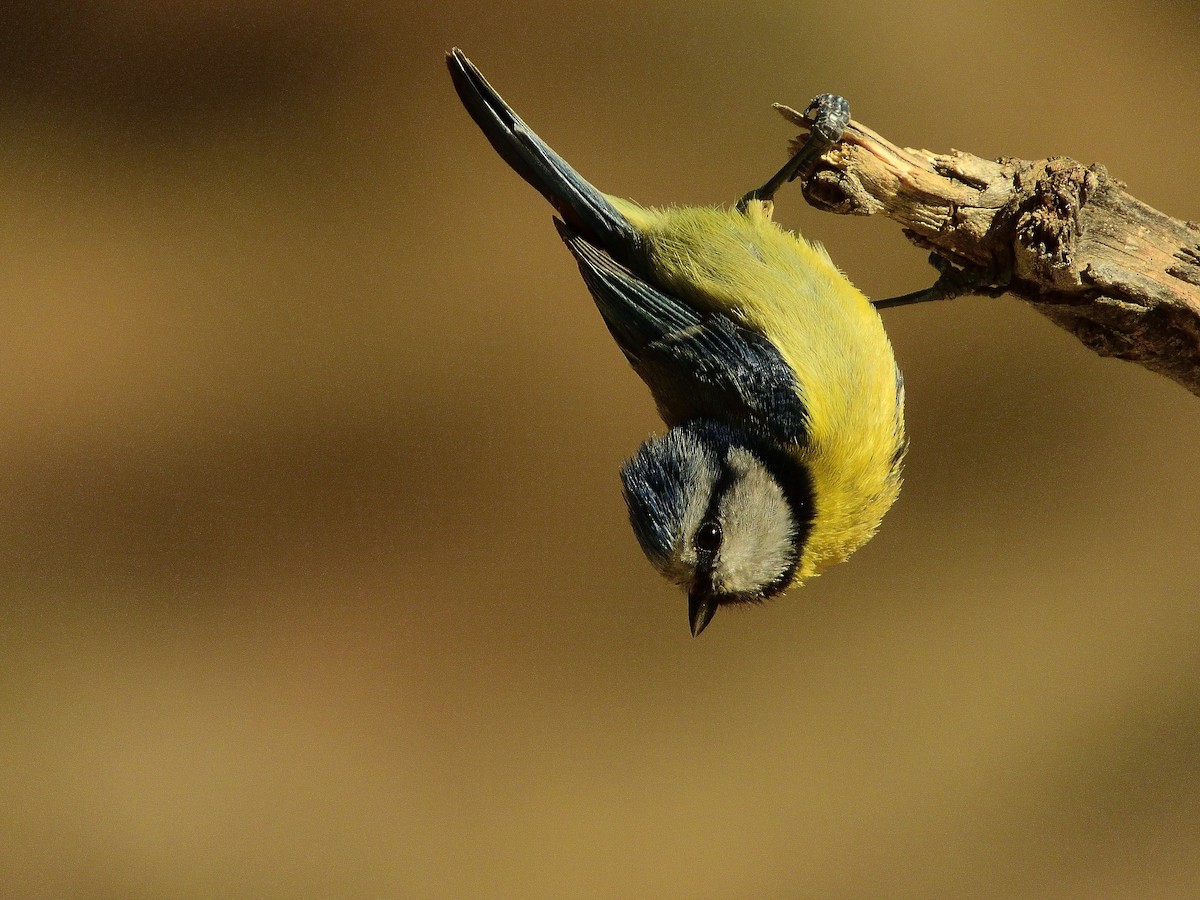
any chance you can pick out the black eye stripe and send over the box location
[693,454,739,572]
[702,459,738,527]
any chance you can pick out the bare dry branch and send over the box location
[777,104,1200,396]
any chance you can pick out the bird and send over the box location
[446,49,905,636]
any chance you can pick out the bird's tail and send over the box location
[446,48,638,255]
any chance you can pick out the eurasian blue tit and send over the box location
[447,49,905,635]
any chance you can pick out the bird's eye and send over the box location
[695,520,722,554]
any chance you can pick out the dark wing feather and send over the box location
[557,223,808,446]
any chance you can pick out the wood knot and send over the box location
[1011,158,1105,289]
[802,168,881,216]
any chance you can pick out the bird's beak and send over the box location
[688,591,719,637]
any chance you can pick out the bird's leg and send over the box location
[873,253,1012,310]
[737,93,850,211]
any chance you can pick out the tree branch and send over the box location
[777,103,1200,396]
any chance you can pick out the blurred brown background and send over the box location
[1,1,1198,896]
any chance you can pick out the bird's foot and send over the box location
[737,93,850,211]
[873,253,1011,310]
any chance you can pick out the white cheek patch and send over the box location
[713,447,796,597]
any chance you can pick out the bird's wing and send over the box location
[557,223,809,446]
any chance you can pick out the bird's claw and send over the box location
[738,93,850,210]
[788,94,849,180]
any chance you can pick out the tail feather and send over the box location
[446,49,638,254]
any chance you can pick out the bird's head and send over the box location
[620,420,815,635]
